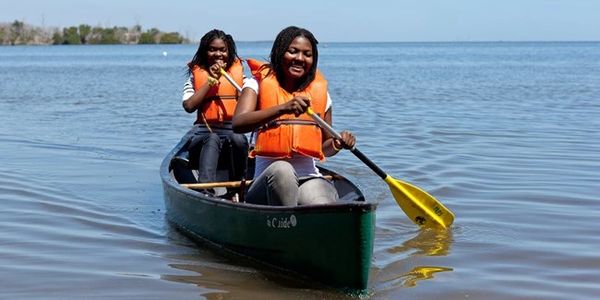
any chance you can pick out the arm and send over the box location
[322,108,356,157]
[182,63,224,113]
[182,78,214,113]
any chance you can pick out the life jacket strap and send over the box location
[258,119,318,131]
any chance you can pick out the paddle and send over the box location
[183,179,254,189]
[220,67,453,228]
[218,67,249,200]
[182,175,333,190]
[306,107,454,229]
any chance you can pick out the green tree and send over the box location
[99,27,119,44]
[52,31,63,45]
[10,20,24,44]
[78,24,91,44]
[159,32,183,44]
[62,26,81,44]
[139,28,160,44]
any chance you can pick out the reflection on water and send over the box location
[391,266,454,288]
[161,224,365,299]
[377,228,454,289]
[163,254,367,299]
[389,227,454,257]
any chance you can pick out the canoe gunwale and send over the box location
[160,128,377,213]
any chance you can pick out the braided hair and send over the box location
[268,26,319,91]
[188,29,238,75]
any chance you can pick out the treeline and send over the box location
[0,20,189,45]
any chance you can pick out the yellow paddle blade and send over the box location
[384,176,454,229]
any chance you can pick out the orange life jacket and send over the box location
[189,59,243,124]
[246,59,328,161]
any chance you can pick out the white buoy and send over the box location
[162,51,168,57]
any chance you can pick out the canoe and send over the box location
[160,127,377,290]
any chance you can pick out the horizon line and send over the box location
[228,40,600,44]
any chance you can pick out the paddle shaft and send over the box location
[307,108,387,179]
[350,148,387,179]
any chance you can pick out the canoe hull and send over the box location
[160,129,377,290]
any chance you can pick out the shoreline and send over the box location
[0,20,189,45]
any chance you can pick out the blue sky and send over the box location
[2,0,599,42]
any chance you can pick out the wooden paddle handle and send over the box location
[182,180,250,189]
[306,107,343,140]
[182,175,333,189]
[220,68,243,92]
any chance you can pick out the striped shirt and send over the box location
[182,75,196,102]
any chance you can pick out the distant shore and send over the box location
[0,20,190,45]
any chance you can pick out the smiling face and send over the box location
[281,36,314,89]
[206,38,228,67]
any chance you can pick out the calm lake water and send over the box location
[1,42,599,299]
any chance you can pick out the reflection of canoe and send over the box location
[160,127,378,290]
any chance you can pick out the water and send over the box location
[1,42,599,299]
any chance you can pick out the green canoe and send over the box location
[160,127,377,290]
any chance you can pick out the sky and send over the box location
[2,0,599,42]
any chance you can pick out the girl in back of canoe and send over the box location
[182,29,249,190]
[233,26,356,206]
